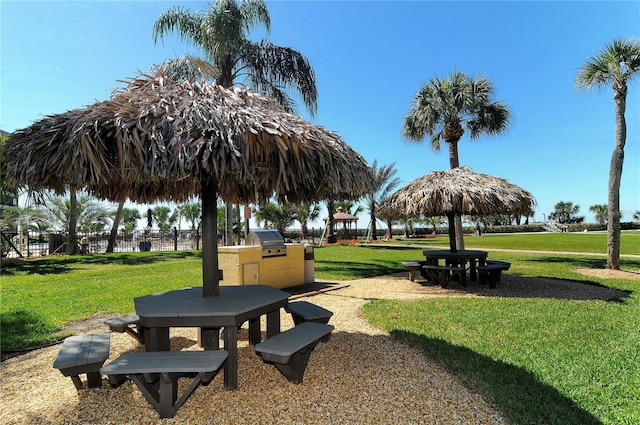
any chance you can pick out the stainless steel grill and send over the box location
[247,229,287,258]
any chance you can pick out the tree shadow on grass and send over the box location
[390,330,602,425]
[1,310,61,359]
[529,256,640,270]
[314,259,400,279]
[0,251,201,277]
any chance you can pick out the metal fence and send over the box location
[1,229,203,259]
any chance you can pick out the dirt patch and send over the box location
[63,314,119,334]
[574,268,640,281]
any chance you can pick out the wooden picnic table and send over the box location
[134,285,289,390]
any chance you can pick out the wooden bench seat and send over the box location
[478,261,511,288]
[100,350,227,419]
[255,322,334,384]
[285,301,333,325]
[401,261,427,282]
[53,332,111,390]
[104,313,145,344]
[422,264,466,288]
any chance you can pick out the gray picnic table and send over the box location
[134,285,289,390]
[423,249,489,285]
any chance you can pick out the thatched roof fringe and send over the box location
[7,74,373,204]
[378,166,536,219]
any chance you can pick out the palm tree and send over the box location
[403,71,510,250]
[363,160,401,240]
[423,216,445,234]
[180,202,202,249]
[576,37,640,270]
[153,0,318,246]
[252,202,296,235]
[589,204,609,225]
[121,207,141,235]
[45,193,110,253]
[152,206,177,235]
[294,203,321,238]
[549,201,583,224]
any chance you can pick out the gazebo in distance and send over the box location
[320,206,359,244]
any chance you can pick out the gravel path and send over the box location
[1,271,631,424]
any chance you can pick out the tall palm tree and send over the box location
[153,0,318,246]
[402,71,511,250]
[363,160,401,240]
[576,37,640,270]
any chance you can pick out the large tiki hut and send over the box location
[7,74,374,296]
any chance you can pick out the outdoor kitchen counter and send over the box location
[218,243,305,288]
[134,285,290,390]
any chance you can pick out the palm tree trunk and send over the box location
[225,203,233,246]
[370,210,378,240]
[607,89,626,270]
[66,189,78,255]
[326,200,335,235]
[447,140,465,250]
[106,200,124,253]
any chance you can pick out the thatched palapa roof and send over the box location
[7,75,373,204]
[378,166,536,219]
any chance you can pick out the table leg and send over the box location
[469,259,478,281]
[248,317,261,345]
[223,325,238,391]
[459,261,468,286]
[146,327,170,351]
[200,327,220,350]
[266,309,281,338]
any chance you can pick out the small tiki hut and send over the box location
[377,166,536,251]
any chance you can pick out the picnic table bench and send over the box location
[422,264,467,288]
[104,313,145,344]
[478,260,511,288]
[53,332,111,390]
[255,321,334,384]
[100,350,228,419]
[285,301,333,325]
[401,261,427,282]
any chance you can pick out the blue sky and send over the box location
[1,0,639,229]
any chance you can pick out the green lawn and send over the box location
[390,230,640,254]
[2,232,639,424]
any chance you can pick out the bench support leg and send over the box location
[86,371,103,388]
[129,371,216,419]
[70,376,84,391]
[274,343,318,384]
[122,325,145,345]
[66,371,103,390]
